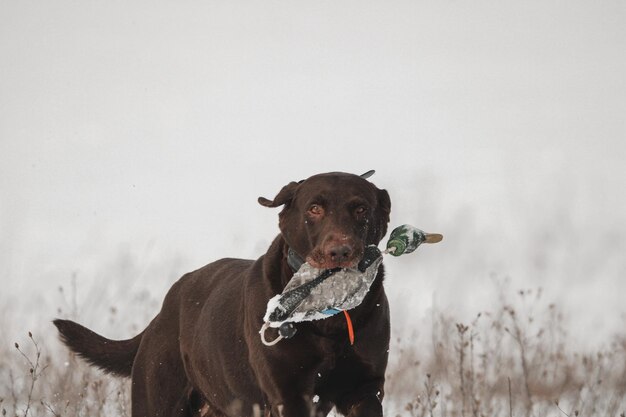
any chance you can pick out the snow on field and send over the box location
[1,2,625,414]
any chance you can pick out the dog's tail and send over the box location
[53,319,143,377]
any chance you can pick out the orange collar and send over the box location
[343,310,355,345]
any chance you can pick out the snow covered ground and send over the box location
[1,1,625,414]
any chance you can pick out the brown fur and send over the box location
[54,171,392,417]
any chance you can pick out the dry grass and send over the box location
[1,280,625,417]
[386,283,626,417]
[0,282,132,417]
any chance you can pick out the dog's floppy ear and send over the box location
[258,181,300,208]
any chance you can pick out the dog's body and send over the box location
[55,172,392,417]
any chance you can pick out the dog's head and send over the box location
[259,171,391,269]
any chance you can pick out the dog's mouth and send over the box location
[306,258,358,270]
[305,249,364,270]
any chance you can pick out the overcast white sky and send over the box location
[1,1,625,346]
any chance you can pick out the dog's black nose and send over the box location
[327,245,353,263]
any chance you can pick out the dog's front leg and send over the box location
[252,345,320,417]
[335,383,384,417]
[269,396,312,417]
[261,368,320,417]
[342,395,382,417]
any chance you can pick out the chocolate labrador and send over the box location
[54,171,392,417]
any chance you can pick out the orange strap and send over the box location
[343,310,355,345]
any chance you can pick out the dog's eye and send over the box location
[308,205,324,216]
[355,206,368,215]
